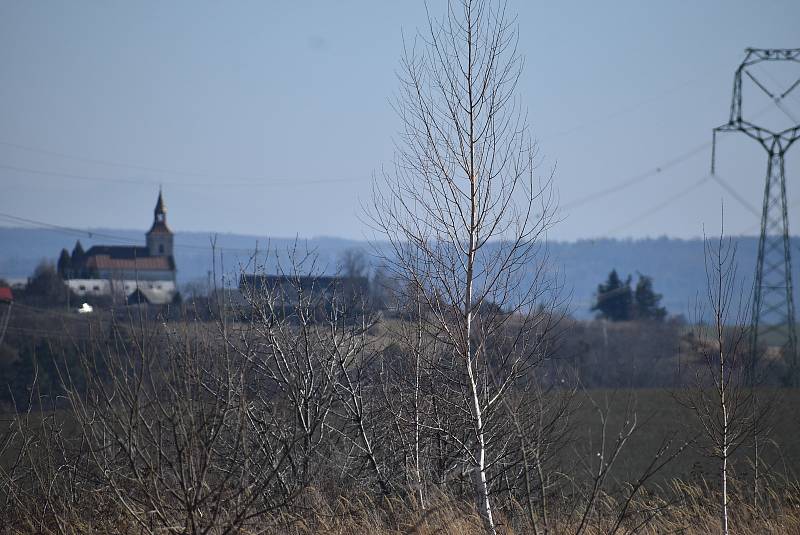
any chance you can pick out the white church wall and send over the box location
[67,278,176,303]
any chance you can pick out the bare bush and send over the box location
[62,313,294,534]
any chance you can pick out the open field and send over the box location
[569,389,800,486]
[3,388,800,534]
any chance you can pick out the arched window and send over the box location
[159,244,164,254]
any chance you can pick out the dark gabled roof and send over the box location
[127,288,150,305]
[85,245,151,259]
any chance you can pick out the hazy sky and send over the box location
[1,1,798,242]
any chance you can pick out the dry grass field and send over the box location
[569,388,800,486]
[3,388,800,534]
[5,485,798,534]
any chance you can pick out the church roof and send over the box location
[85,245,150,259]
[86,254,174,272]
[82,245,175,272]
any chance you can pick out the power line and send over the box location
[0,211,258,254]
[0,139,216,176]
[0,163,154,186]
[549,70,722,138]
[603,171,760,237]
[775,99,799,124]
[590,168,766,237]
[746,68,799,123]
[756,64,800,110]
[0,163,761,252]
[0,161,367,188]
[708,173,761,217]
[560,141,710,210]
[603,174,711,236]
[0,213,141,244]
[0,71,724,188]
[560,102,778,215]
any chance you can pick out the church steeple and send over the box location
[154,188,167,225]
[146,189,173,257]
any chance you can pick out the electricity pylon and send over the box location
[712,48,800,385]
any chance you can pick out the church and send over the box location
[58,191,178,305]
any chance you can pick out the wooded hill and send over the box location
[1,228,791,318]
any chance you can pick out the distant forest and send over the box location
[1,227,793,319]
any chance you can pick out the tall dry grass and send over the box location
[4,481,798,534]
[275,482,800,535]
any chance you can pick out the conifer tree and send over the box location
[634,274,667,321]
[57,248,71,279]
[592,269,633,321]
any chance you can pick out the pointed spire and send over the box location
[148,188,172,234]
[155,187,166,217]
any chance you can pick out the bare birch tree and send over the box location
[370,1,559,531]
[677,227,771,535]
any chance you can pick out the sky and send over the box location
[0,1,799,242]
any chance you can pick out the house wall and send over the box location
[94,268,175,281]
[67,279,111,296]
[67,279,176,302]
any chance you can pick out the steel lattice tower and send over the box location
[713,48,800,384]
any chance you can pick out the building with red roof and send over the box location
[0,287,13,303]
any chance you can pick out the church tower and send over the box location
[146,189,174,258]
